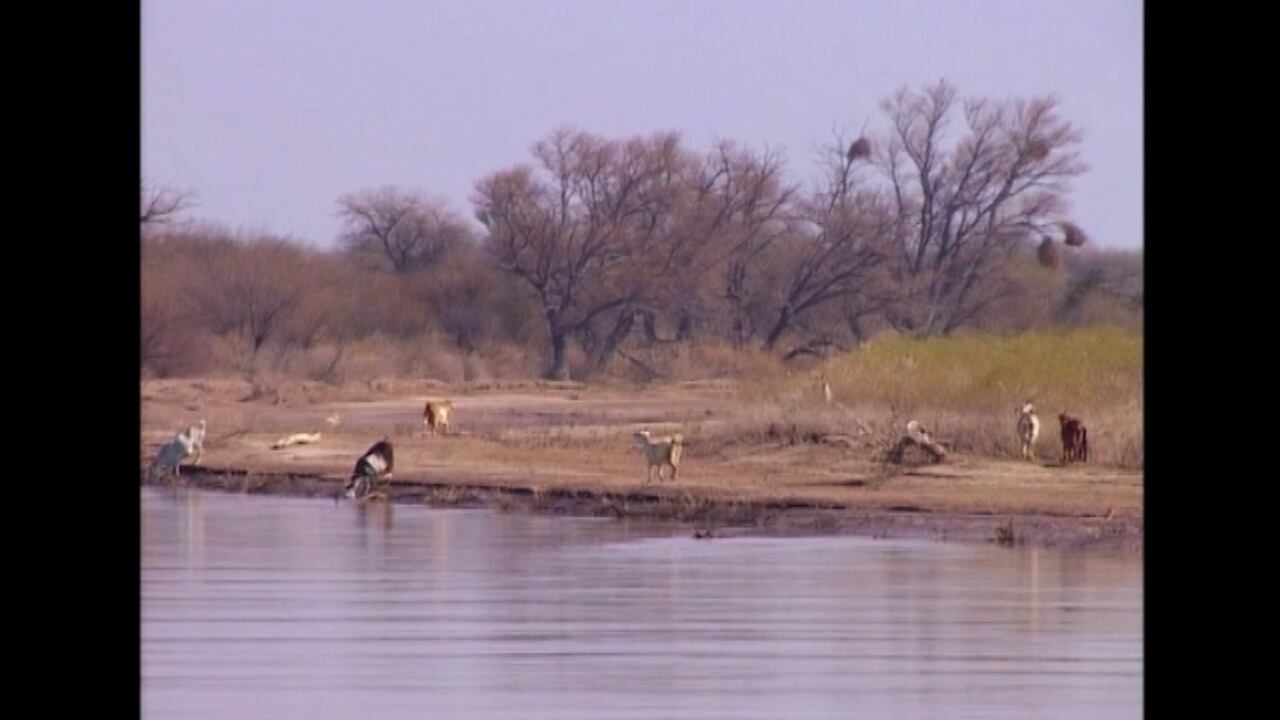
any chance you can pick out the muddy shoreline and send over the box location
[145,464,1142,553]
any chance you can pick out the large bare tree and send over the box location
[876,80,1088,334]
[681,141,798,345]
[338,187,471,273]
[758,136,894,350]
[184,235,313,366]
[474,129,693,379]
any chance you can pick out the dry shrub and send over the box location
[467,339,554,380]
[1038,237,1061,268]
[741,327,1142,468]
[981,256,1069,332]
[312,334,459,383]
[694,399,874,455]
[599,340,787,384]
[246,334,554,387]
[368,376,451,395]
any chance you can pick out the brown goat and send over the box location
[1058,413,1089,464]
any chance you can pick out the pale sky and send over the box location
[142,0,1142,249]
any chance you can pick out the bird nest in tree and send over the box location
[847,137,872,160]
[1026,138,1051,161]
[1060,222,1088,247]
[1038,237,1061,268]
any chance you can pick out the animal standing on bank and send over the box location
[146,420,206,482]
[345,438,395,500]
[423,400,455,436]
[1058,413,1089,464]
[1016,402,1041,461]
[633,429,684,483]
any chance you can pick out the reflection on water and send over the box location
[141,488,1141,719]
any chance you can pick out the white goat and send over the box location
[1016,402,1041,461]
[633,429,684,483]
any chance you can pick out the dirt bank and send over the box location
[140,378,1143,552]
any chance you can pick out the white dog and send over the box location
[1016,402,1041,461]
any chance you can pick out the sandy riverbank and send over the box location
[140,378,1142,552]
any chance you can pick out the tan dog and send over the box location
[423,400,455,436]
[633,429,685,483]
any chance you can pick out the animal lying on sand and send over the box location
[271,432,322,450]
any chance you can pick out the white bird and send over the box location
[147,420,206,482]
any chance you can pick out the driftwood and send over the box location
[617,349,668,381]
[818,434,859,449]
[886,420,948,464]
[783,336,847,361]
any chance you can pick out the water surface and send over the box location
[141,488,1141,719]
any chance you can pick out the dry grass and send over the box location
[598,339,788,383]
[141,324,1141,543]
[742,327,1142,468]
[1038,237,1061,268]
[142,377,1142,534]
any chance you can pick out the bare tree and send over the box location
[142,242,199,375]
[760,136,893,349]
[475,129,692,379]
[338,187,471,273]
[875,80,1088,334]
[184,234,313,366]
[682,141,798,345]
[414,244,520,354]
[140,181,194,226]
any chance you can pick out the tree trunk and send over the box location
[763,305,793,350]
[845,312,868,344]
[592,310,636,372]
[547,329,571,380]
[675,312,694,342]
